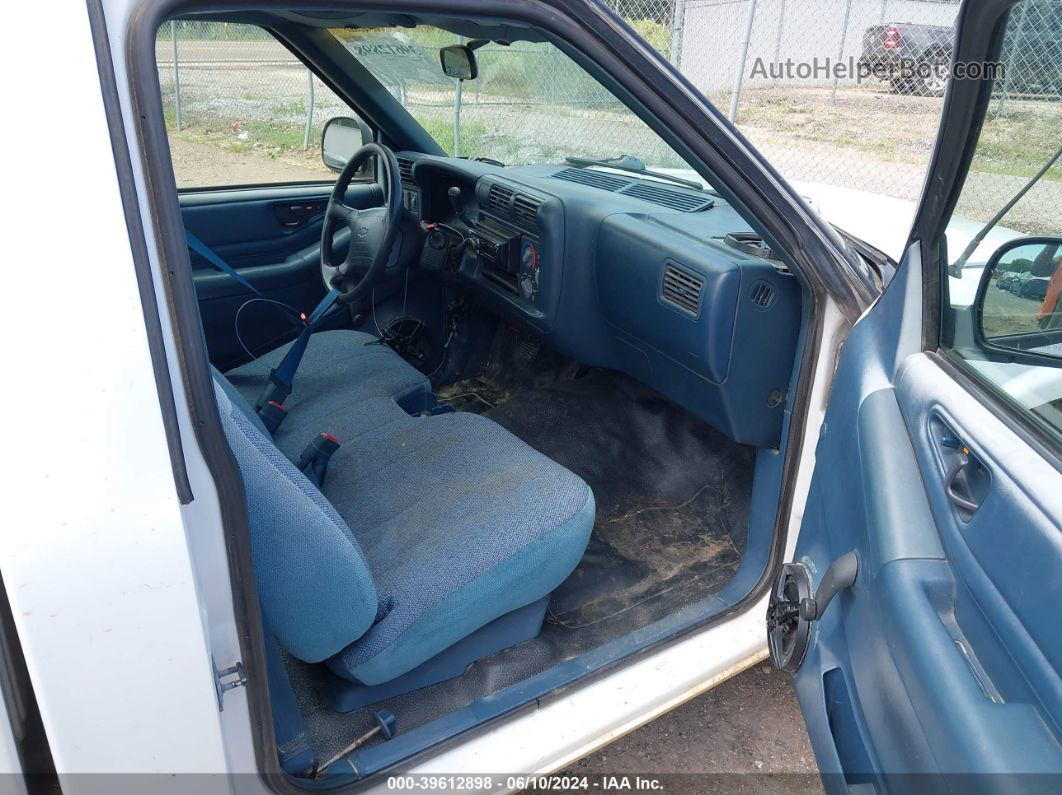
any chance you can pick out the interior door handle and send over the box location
[944,461,983,514]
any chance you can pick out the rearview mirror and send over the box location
[321,116,372,172]
[439,45,477,80]
[977,236,1062,363]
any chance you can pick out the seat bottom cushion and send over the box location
[224,329,432,457]
[319,402,596,685]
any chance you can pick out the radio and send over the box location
[474,219,521,275]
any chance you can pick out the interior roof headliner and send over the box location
[178,8,554,43]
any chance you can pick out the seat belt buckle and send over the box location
[256,373,292,411]
[297,433,340,488]
[259,401,289,435]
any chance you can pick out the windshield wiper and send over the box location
[564,154,706,192]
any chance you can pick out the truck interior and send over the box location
[155,5,820,785]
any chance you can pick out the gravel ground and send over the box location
[169,137,331,186]
[562,664,822,794]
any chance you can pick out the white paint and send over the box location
[2,0,229,781]
[792,180,1025,284]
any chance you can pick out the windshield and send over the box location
[329,26,693,172]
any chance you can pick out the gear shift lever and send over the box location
[448,186,473,227]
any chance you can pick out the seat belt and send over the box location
[186,229,275,300]
[254,287,343,411]
[297,432,341,488]
[185,228,344,423]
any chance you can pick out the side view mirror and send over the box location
[976,236,1062,364]
[439,44,478,80]
[321,116,373,172]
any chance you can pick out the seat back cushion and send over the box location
[212,370,378,662]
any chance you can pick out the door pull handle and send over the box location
[945,461,983,514]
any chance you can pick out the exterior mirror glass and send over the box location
[439,45,477,80]
[321,116,371,172]
[978,237,1062,361]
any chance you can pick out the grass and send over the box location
[164,100,318,159]
[413,115,493,158]
[974,108,1062,180]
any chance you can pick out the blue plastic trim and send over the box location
[262,627,315,776]
[325,592,730,782]
[328,597,549,713]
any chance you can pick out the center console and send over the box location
[472,180,545,305]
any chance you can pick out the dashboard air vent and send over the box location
[486,183,514,214]
[619,182,713,212]
[750,281,776,310]
[661,263,704,317]
[552,167,712,212]
[397,157,415,186]
[551,167,631,192]
[512,194,543,232]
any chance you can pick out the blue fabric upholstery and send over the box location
[334,491,595,685]
[315,403,596,684]
[225,329,431,424]
[211,358,595,686]
[211,365,270,436]
[213,378,379,662]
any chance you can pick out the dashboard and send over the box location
[398,153,801,448]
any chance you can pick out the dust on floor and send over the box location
[564,664,823,794]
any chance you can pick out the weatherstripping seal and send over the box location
[87,0,192,504]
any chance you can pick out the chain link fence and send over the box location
[157,0,1060,241]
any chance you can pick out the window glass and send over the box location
[156,22,360,188]
[939,0,1062,439]
[328,26,693,171]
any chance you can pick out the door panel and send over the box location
[777,0,1062,787]
[785,252,1062,788]
[181,182,380,368]
[897,357,1062,753]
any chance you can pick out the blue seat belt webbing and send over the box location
[185,229,266,298]
[184,228,343,417]
[255,287,343,411]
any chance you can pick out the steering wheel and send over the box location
[321,142,404,305]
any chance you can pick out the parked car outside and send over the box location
[997,270,1023,290]
[1020,275,1050,301]
[859,22,955,95]
[859,5,1062,96]
[1010,271,1035,294]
